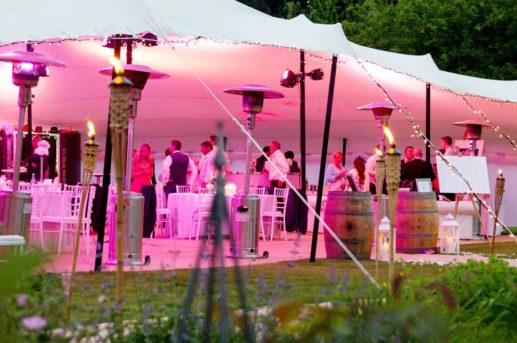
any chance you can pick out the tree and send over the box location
[281,0,516,80]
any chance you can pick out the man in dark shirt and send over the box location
[255,146,270,173]
[401,148,435,190]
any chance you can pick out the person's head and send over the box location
[200,141,213,155]
[404,146,414,161]
[354,155,366,172]
[139,143,151,160]
[170,139,182,152]
[164,148,171,157]
[270,140,281,154]
[441,136,452,149]
[32,136,42,150]
[414,148,423,159]
[262,146,270,156]
[284,150,295,159]
[332,151,343,165]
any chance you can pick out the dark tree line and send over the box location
[238,0,516,80]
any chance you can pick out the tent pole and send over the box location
[309,54,338,262]
[342,138,347,166]
[425,83,431,163]
[299,50,307,192]
[94,41,122,271]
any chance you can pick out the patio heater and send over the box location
[100,64,168,266]
[0,51,64,238]
[223,84,284,258]
[453,120,490,156]
[357,101,399,274]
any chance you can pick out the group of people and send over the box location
[325,135,455,194]
[130,135,227,197]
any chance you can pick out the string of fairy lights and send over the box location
[2,35,516,241]
[355,59,516,242]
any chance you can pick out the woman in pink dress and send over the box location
[131,143,155,193]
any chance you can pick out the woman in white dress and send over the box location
[325,152,347,192]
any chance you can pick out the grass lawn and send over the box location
[69,259,444,322]
[461,242,516,258]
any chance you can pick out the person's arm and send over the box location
[187,157,198,186]
[326,164,344,183]
[161,156,171,183]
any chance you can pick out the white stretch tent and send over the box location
[0,0,516,224]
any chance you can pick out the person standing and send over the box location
[347,155,370,191]
[400,148,435,190]
[263,140,289,188]
[256,146,270,173]
[284,150,300,173]
[209,135,231,172]
[162,139,197,197]
[325,151,347,192]
[441,136,455,155]
[131,143,155,193]
[198,140,216,187]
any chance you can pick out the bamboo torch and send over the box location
[384,126,400,285]
[375,147,385,279]
[108,57,133,329]
[67,120,98,321]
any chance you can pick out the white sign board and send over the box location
[437,156,490,194]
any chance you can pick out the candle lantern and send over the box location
[0,51,64,239]
[439,213,460,254]
[491,170,505,254]
[384,126,401,284]
[453,120,490,156]
[373,216,393,261]
[223,84,283,259]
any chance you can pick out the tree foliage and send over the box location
[240,0,517,80]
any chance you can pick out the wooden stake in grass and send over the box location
[375,152,385,280]
[108,59,132,333]
[67,121,98,322]
[491,170,505,254]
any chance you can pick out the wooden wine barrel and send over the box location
[323,191,374,259]
[395,191,439,254]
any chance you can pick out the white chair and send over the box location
[261,188,289,240]
[190,194,213,240]
[250,187,267,195]
[0,235,25,256]
[18,182,32,193]
[176,185,191,193]
[155,185,173,239]
[29,186,45,249]
[42,185,95,254]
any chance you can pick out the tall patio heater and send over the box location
[100,64,169,266]
[0,51,64,238]
[223,84,284,258]
[453,120,490,156]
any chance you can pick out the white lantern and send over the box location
[439,213,460,254]
[372,216,393,261]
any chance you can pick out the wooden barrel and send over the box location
[395,191,439,254]
[323,191,374,259]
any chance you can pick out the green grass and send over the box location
[67,259,443,322]
[502,227,517,235]
[461,242,517,258]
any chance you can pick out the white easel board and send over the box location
[437,156,490,194]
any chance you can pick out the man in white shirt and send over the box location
[198,140,216,187]
[441,136,455,155]
[209,135,231,172]
[263,140,289,188]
